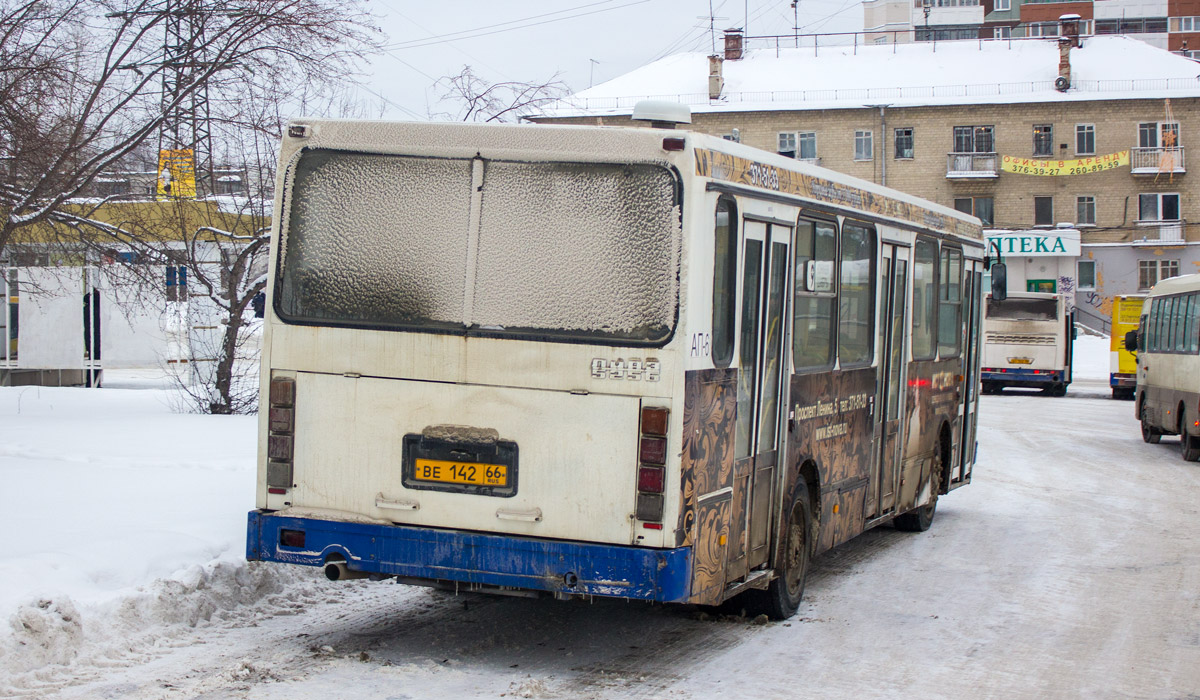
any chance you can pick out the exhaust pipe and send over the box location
[324,561,370,581]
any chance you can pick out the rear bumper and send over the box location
[246,510,692,602]
[982,368,1065,387]
[1111,373,1137,389]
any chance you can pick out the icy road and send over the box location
[2,373,1199,698]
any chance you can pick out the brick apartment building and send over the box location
[533,30,1200,331]
[864,0,1200,58]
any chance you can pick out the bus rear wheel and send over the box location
[1142,405,1161,444]
[1180,413,1200,462]
[744,482,812,621]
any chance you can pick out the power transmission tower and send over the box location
[158,0,214,198]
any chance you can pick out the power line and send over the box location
[383,1,649,51]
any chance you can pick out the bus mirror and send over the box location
[990,262,1007,302]
[1125,329,1139,352]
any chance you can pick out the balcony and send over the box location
[1131,147,1185,175]
[947,152,999,179]
[1134,219,1185,243]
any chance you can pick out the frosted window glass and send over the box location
[278,151,472,328]
[472,161,679,342]
[277,151,679,344]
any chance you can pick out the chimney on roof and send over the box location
[724,28,744,61]
[1055,14,1081,91]
[708,55,724,100]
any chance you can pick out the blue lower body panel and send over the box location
[246,511,692,602]
[982,368,1064,388]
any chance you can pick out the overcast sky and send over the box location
[358,0,864,120]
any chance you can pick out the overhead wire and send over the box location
[383,1,651,51]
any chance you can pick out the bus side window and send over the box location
[793,217,837,370]
[1149,298,1163,352]
[1190,294,1200,354]
[938,247,963,358]
[911,238,938,360]
[713,197,738,368]
[839,221,874,366]
[1172,296,1185,352]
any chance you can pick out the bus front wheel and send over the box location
[746,482,812,621]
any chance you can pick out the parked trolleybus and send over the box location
[245,108,990,619]
[1127,274,1200,460]
[1110,294,1145,400]
[981,291,1074,396]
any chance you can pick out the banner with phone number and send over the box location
[1000,150,1129,176]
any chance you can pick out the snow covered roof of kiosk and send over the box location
[536,36,1200,118]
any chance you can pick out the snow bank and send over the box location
[0,376,306,687]
[1073,333,1110,381]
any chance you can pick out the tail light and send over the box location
[267,376,295,495]
[636,406,669,524]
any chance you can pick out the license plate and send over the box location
[1008,357,1033,365]
[413,458,509,488]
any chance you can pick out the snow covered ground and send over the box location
[4,334,1199,698]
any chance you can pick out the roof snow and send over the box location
[538,36,1200,118]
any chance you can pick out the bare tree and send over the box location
[0,0,378,412]
[433,65,569,123]
[0,0,380,257]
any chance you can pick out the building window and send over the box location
[1077,260,1096,291]
[1139,122,1180,148]
[778,132,797,158]
[165,265,188,302]
[895,128,914,159]
[992,26,1011,38]
[854,130,874,160]
[953,125,994,153]
[798,131,817,159]
[1034,196,1053,226]
[1139,193,1181,221]
[954,197,994,226]
[1076,196,1096,226]
[1170,16,1199,32]
[1076,124,1095,155]
[1140,259,1180,290]
[1027,22,1059,37]
[1033,124,1054,157]
[994,0,1010,10]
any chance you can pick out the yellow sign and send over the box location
[156,148,197,199]
[1000,150,1130,176]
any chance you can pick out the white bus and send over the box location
[246,112,989,619]
[981,291,1074,396]
[1127,273,1200,460]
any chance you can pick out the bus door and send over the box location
[957,261,984,482]
[869,243,909,518]
[730,218,791,581]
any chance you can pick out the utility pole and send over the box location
[792,1,799,48]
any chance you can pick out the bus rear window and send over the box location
[276,150,681,344]
[986,298,1058,321]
